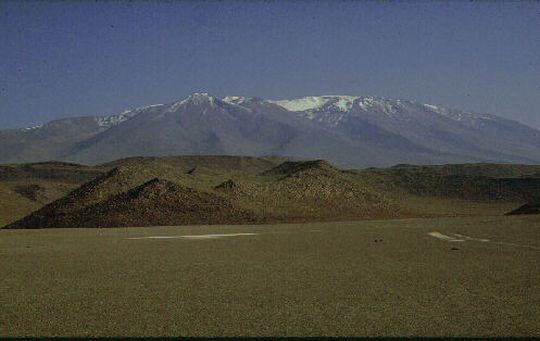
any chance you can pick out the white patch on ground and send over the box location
[179,233,257,239]
[428,232,465,242]
[429,232,540,251]
[490,241,540,251]
[453,233,490,242]
[128,236,182,240]
[127,232,258,240]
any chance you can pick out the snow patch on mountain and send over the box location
[222,96,247,104]
[168,92,217,112]
[95,110,134,127]
[187,92,215,106]
[141,104,164,110]
[357,97,402,116]
[268,95,497,128]
[269,95,361,112]
[269,95,402,116]
[20,125,43,132]
[269,96,333,112]
[95,103,164,128]
[423,103,449,115]
[335,96,358,111]
[270,95,406,126]
[423,103,497,126]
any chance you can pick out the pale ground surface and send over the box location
[1,215,539,337]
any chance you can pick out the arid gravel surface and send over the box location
[1,215,539,337]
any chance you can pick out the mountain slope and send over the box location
[1,93,539,167]
[266,95,540,164]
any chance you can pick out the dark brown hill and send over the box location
[1,163,177,229]
[215,179,239,191]
[385,163,540,178]
[6,178,258,228]
[4,156,540,228]
[355,164,540,202]
[231,160,400,222]
[4,158,399,228]
[261,160,339,178]
[12,184,47,202]
[0,161,104,183]
[101,155,286,175]
[0,155,287,227]
[506,203,540,216]
[0,161,106,226]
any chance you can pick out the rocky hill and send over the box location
[506,203,540,215]
[3,157,397,228]
[7,178,258,228]
[3,156,540,229]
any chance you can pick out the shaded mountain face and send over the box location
[2,93,539,167]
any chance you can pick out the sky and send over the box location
[1,0,539,129]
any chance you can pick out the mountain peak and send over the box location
[167,92,218,112]
[190,92,210,97]
[185,92,215,104]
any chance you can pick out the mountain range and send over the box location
[1,93,539,168]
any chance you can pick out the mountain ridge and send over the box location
[1,92,539,167]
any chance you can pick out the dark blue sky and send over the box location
[1,0,539,129]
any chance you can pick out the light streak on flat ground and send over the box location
[127,232,259,240]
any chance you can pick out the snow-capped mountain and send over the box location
[1,92,539,167]
[278,96,538,163]
[266,95,500,130]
